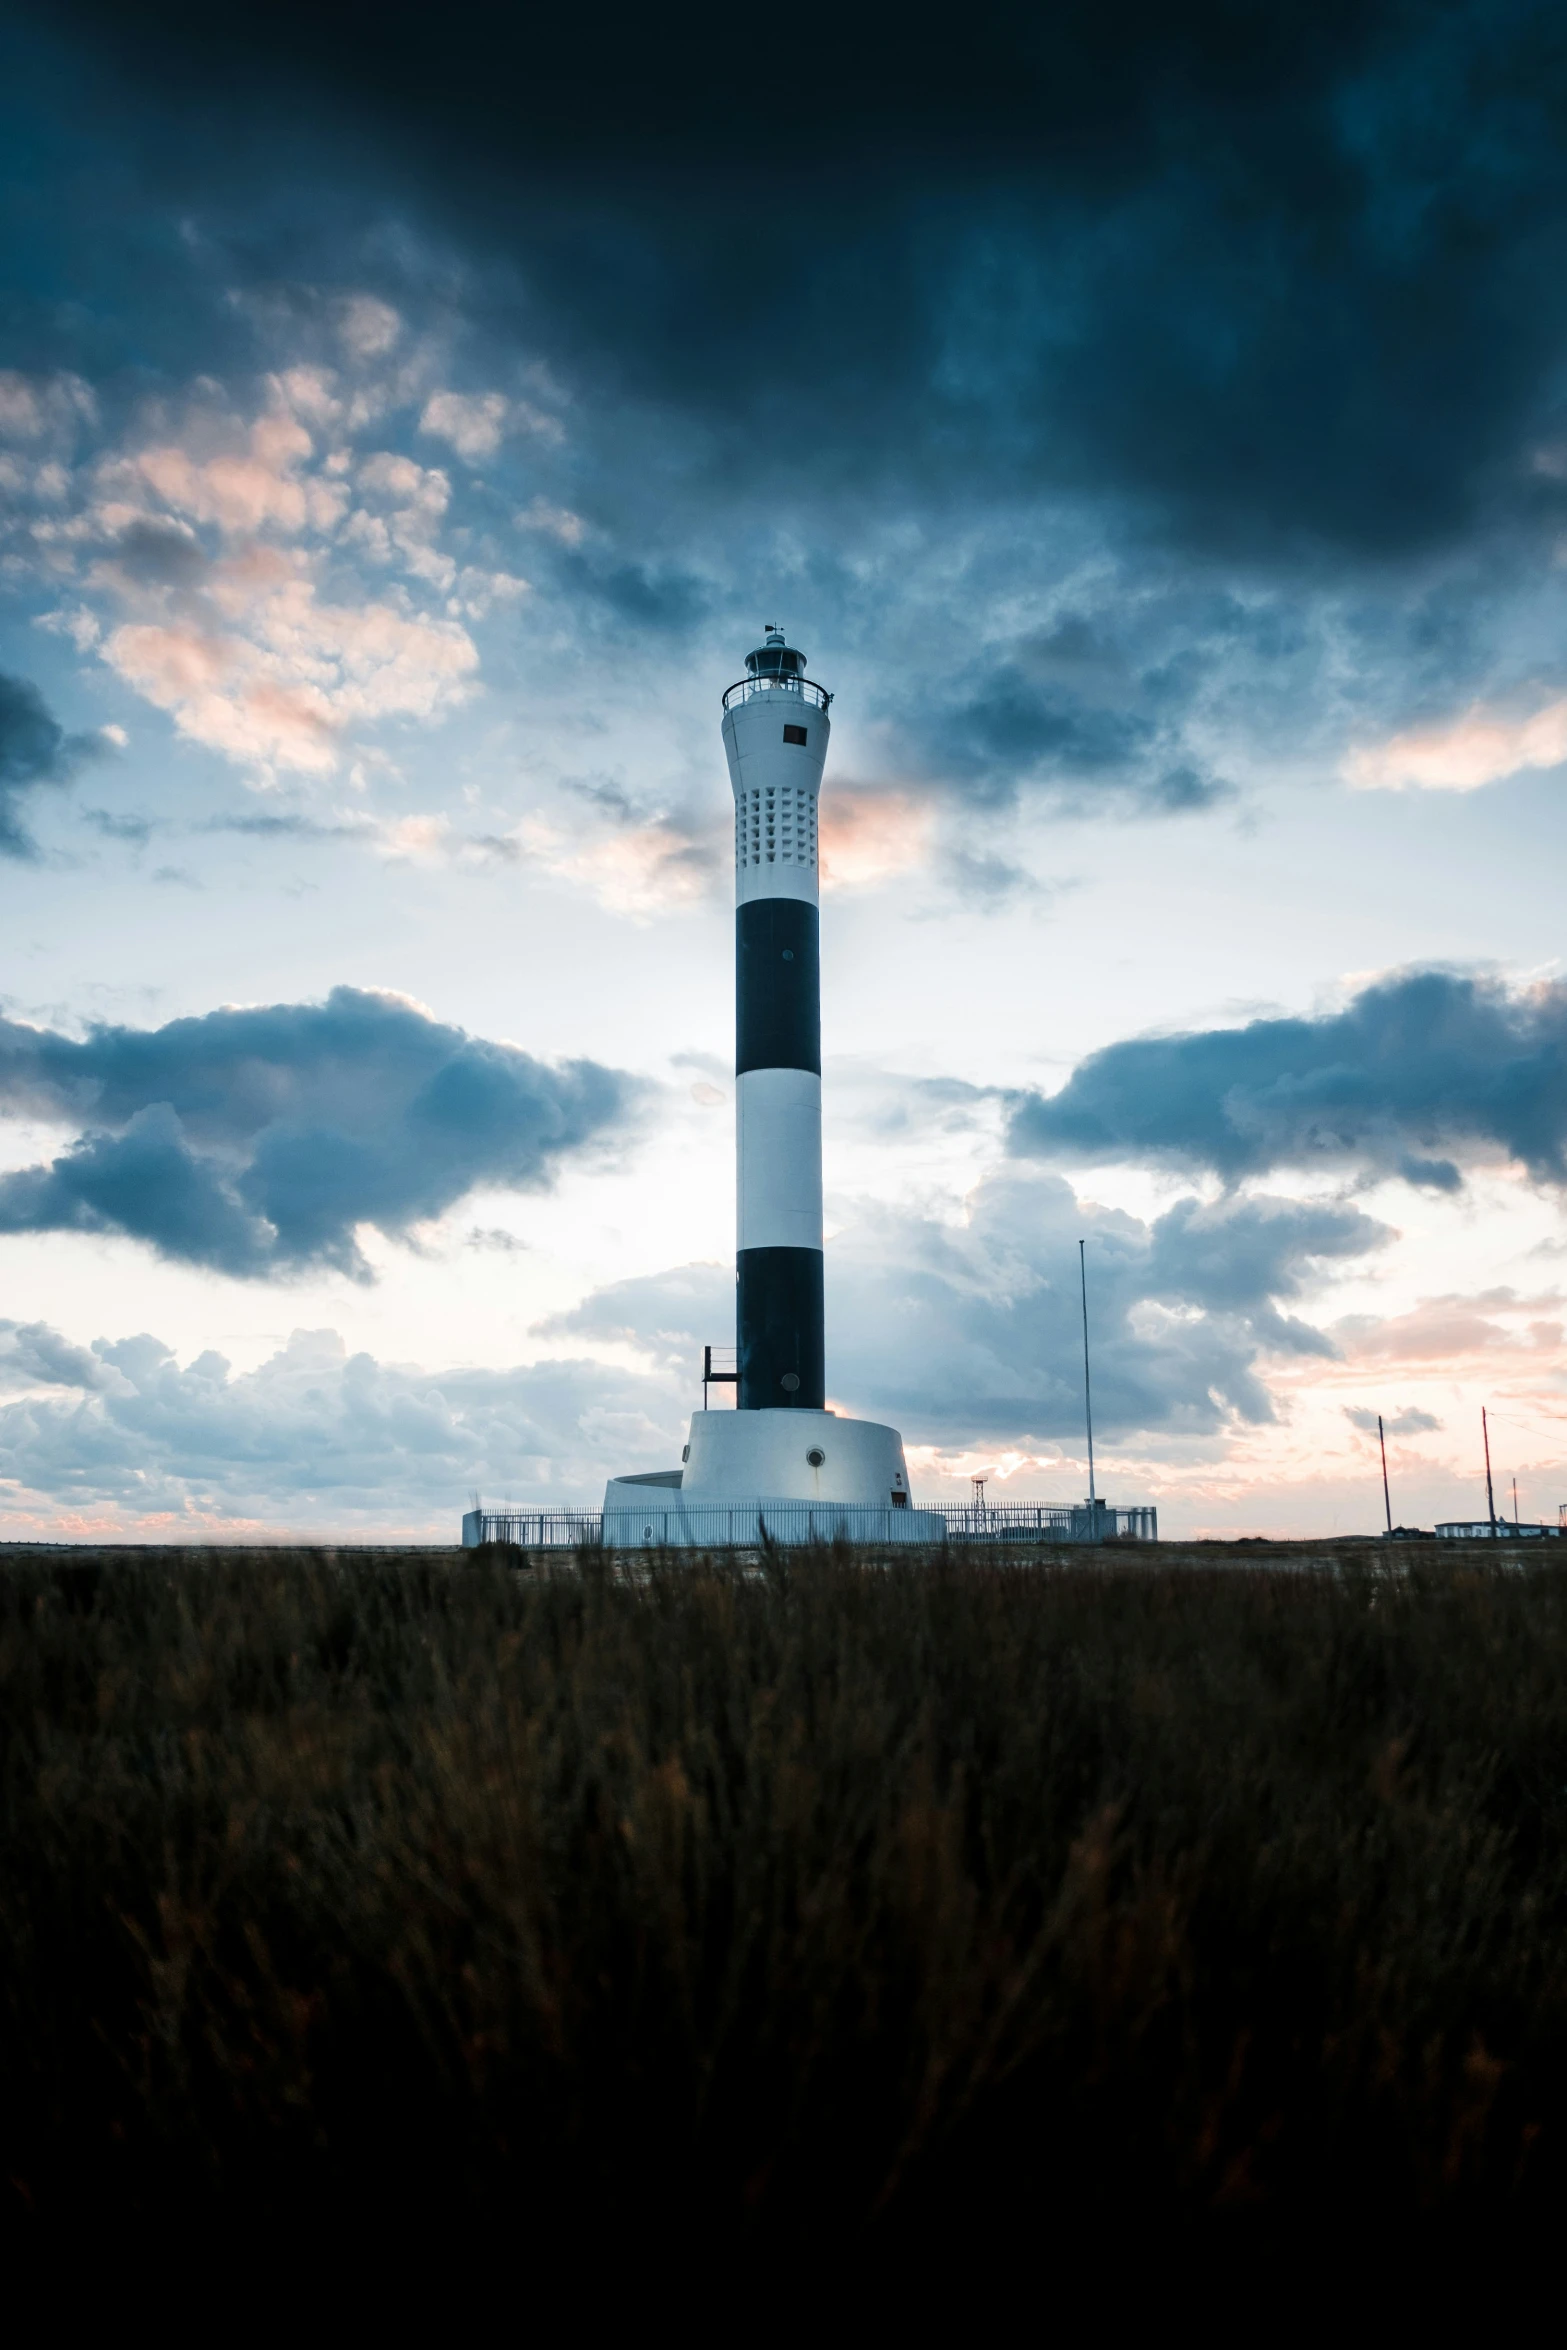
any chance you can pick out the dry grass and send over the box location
[1,1537,1565,2282]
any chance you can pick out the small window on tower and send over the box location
[783,724,808,746]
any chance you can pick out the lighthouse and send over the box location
[727,626,827,1410]
[599,627,935,1545]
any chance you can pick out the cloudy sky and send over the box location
[4,0,1567,1537]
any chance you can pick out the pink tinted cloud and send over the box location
[1346,696,1567,792]
[104,550,479,775]
[512,809,719,914]
[129,409,347,538]
[818,785,936,889]
[1335,1288,1562,1363]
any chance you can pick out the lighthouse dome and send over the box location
[745,625,807,680]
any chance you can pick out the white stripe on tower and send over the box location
[736,1068,823,1250]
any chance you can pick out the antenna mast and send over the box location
[1483,1406,1497,1532]
[1378,1413,1392,1535]
[1079,1238,1096,1509]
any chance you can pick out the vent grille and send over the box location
[736,784,818,871]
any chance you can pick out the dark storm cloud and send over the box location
[542,1263,734,1377]
[11,1,1567,835]
[0,672,96,856]
[0,1318,116,1394]
[1345,1405,1441,1436]
[933,665,1156,793]
[108,520,206,588]
[84,809,153,846]
[36,0,1567,561]
[554,1169,1387,1443]
[562,557,714,637]
[923,658,1230,815]
[945,847,1043,905]
[201,813,363,841]
[0,988,641,1277]
[1010,969,1567,1190]
[872,591,1275,815]
[828,1175,1386,1441]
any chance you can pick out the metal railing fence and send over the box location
[462,1512,602,1548]
[943,1503,1159,1544]
[1435,1520,1564,1540]
[462,1501,1157,1550]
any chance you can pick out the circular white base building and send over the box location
[603,1406,942,1548]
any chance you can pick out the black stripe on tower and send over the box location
[736,894,824,1410]
[735,898,819,1075]
[738,1248,825,1411]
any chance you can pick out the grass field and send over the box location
[2,1536,1564,2284]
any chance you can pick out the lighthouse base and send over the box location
[602,1408,943,1549]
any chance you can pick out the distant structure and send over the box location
[463,627,1158,1550]
[1436,1521,1562,1539]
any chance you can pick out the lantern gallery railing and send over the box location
[721,675,833,713]
[461,1502,1159,1550]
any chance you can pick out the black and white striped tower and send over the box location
[593,626,926,1539]
[722,627,831,1411]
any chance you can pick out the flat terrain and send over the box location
[0,1532,1540,1572]
[2,1537,1564,2283]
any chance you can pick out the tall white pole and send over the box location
[1079,1237,1096,1508]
